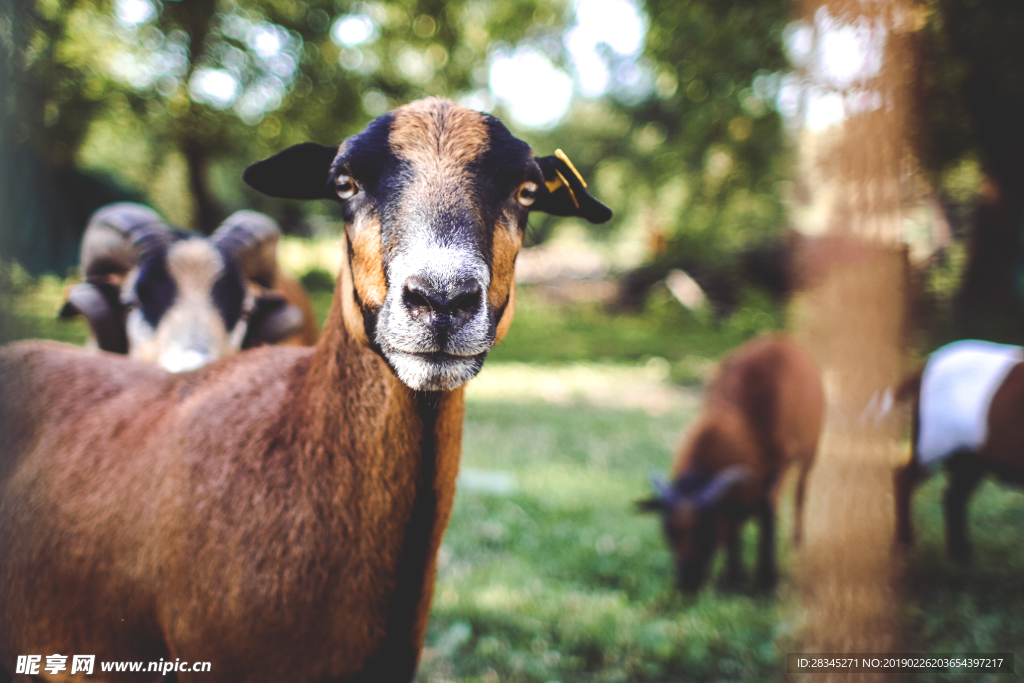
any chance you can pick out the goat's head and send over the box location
[636,466,752,591]
[62,204,304,372]
[244,98,611,391]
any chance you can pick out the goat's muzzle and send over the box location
[376,259,493,391]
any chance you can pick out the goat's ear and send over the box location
[243,294,305,347]
[60,282,129,354]
[243,143,340,200]
[532,150,612,224]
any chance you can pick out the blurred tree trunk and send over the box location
[951,31,1024,335]
[165,0,224,234]
[952,85,1024,335]
[955,171,1024,335]
[916,0,1024,337]
[183,144,225,234]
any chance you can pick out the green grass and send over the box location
[900,474,1024,683]
[489,287,783,368]
[417,391,802,683]
[0,269,88,346]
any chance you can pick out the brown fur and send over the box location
[488,212,521,310]
[390,98,488,171]
[662,335,824,589]
[894,361,1024,559]
[347,214,388,309]
[673,336,823,493]
[389,99,489,230]
[494,282,516,344]
[337,232,370,347]
[0,275,462,680]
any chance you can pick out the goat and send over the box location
[59,204,317,372]
[637,335,824,591]
[893,339,1024,562]
[0,98,611,682]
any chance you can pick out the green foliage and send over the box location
[0,262,88,345]
[5,0,793,300]
[299,266,335,292]
[586,0,792,284]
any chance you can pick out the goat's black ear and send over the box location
[61,282,129,354]
[532,150,612,224]
[243,143,340,200]
[243,294,304,347]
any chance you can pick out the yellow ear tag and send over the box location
[554,149,588,188]
[544,176,564,194]
[555,170,579,209]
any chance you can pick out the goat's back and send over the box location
[0,341,337,670]
[681,336,823,477]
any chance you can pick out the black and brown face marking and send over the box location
[121,238,252,372]
[243,97,612,390]
[328,103,534,317]
[318,99,538,388]
[128,240,246,336]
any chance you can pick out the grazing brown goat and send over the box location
[0,98,611,682]
[893,339,1024,562]
[60,205,318,372]
[638,335,824,591]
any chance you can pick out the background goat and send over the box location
[60,203,318,372]
[638,335,824,591]
[0,98,611,682]
[893,339,1024,562]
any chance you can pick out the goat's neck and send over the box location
[293,294,465,678]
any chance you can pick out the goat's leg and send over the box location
[944,454,983,563]
[793,461,811,547]
[894,456,922,548]
[755,501,777,590]
[723,522,746,588]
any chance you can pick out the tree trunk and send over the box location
[954,173,1024,337]
[183,145,225,235]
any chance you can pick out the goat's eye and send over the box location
[517,181,538,207]
[335,175,358,200]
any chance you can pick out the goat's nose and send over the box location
[402,276,483,327]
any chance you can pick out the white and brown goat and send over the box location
[893,339,1024,562]
[638,335,824,591]
[61,204,318,372]
[0,98,611,682]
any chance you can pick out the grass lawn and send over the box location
[900,474,1024,683]
[416,363,803,683]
